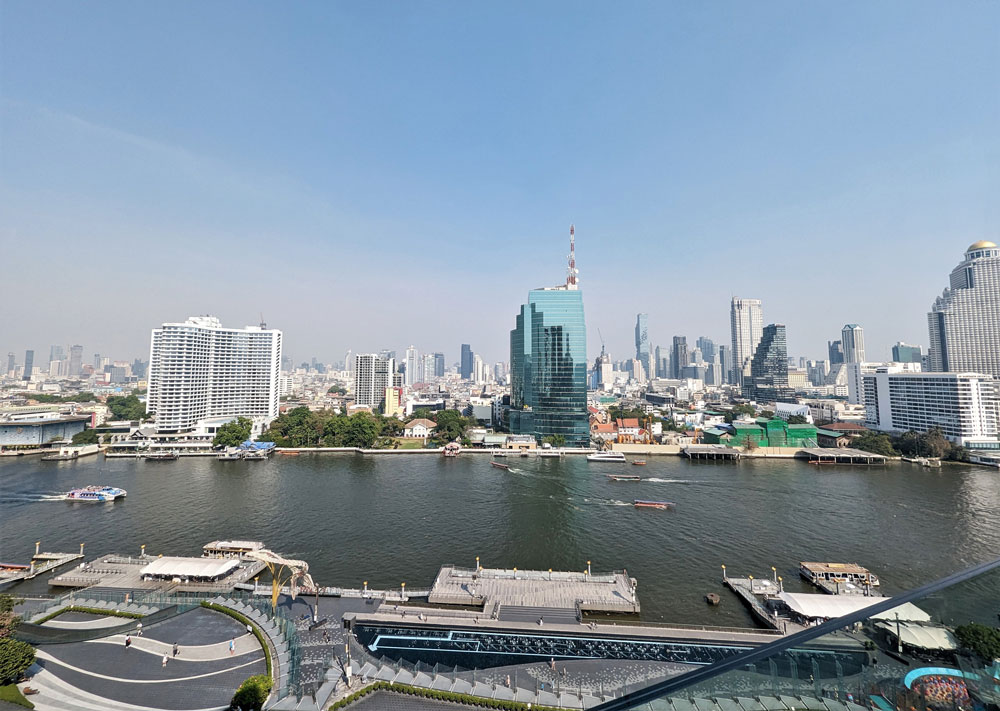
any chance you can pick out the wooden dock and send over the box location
[800,448,887,465]
[721,573,804,634]
[0,544,84,590]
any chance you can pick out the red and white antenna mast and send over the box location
[566,224,579,289]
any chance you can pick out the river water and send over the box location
[1,454,998,625]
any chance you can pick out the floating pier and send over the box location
[683,445,741,460]
[0,542,84,590]
[801,448,887,465]
[720,565,804,634]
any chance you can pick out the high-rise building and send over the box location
[671,336,688,379]
[49,345,66,365]
[69,345,83,376]
[405,346,419,386]
[718,345,732,385]
[6,352,15,376]
[653,345,666,378]
[93,353,101,371]
[147,316,282,432]
[460,344,474,380]
[928,241,1000,378]
[744,324,793,402]
[420,353,437,383]
[842,324,866,364]
[864,370,999,448]
[892,342,923,363]
[696,337,717,361]
[354,354,395,409]
[433,353,445,378]
[22,350,34,381]
[828,340,844,365]
[634,314,650,378]
[509,226,588,447]
[730,298,763,386]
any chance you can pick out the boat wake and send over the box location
[0,492,68,504]
[644,478,693,484]
[583,498,633,507]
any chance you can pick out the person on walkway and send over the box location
[136,621,143,637]
[162,653,168,668]
[246,623,252,635]
[172,643,179,657]
[229,638,236,655]
[125,635,132,649]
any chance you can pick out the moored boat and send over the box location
[587,451,627,462]
[65,486,127,502]
[145,451,178,461]
[633,499,674,510]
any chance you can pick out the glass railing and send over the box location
[594,557,1000,711]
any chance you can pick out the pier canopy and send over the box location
[140,556,240,581]
[778,592,930,623]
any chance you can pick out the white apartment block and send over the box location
[354,354,394,409]
[847,361,921,405]
[730,297,763,386]
[928,241,1000,378]
[863,370,999,448]
[147,316,282,433]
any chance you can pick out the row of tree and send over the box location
[853,427,969,460]
[260,407,473,449]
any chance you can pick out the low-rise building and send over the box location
[403,418,436,439]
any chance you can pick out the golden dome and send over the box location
[967,240,997,251]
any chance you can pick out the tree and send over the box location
[759,410,775,419]
[432,410,470,444]
[741,435,759,452]
[954,623,1000,662]
[542,434,566,447]
[230,674,273,711]
[0,638,34,684]
[786,415,808,425]
[71,428,100,445]
[0,594,19,640]
[106,395,146,421]
[408,408,435,423]
[853,431,898,456]
[343,413,380,448]
[213,417,253,448]
[327,386,347,395]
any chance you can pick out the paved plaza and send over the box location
[20,606,266,711]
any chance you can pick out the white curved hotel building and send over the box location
[147,316,282,433]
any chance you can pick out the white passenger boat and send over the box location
[65,486,127,502]
[586,451,627,462]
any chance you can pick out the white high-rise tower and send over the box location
[841,324,866,364]
[730,298,763,386]
[147,316,281,433]
[928,241,1000,378]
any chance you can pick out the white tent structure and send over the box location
[777,592,931,623]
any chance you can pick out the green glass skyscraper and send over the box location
[509,227,589,448]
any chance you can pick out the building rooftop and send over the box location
[404,418,436,429]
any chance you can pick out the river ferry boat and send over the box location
[608,474,641,482]
[203,540,265,558]
[145,451,179,461]
[631,460,646,466]
[490,460,511,470]
[633,499,674,510]
[218,449,243,460]
[587,451,627,462]
[799,561,879,589]
[443,442,461,457]
[65,486,127,502]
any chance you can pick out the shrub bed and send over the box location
[329,681,562,711]
[199,602,273,678]
[33,605,144,625]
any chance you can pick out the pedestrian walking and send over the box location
[125,635,132,649]
[136,622,143,637]
[172,643,179,657]
[229,638,236,655]
[246,623,252,635]
[162,653,168,667]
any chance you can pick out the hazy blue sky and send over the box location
[2,1,998,367]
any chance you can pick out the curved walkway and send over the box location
[21,607,268,711]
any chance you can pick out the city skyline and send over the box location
[3,3,998,364]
